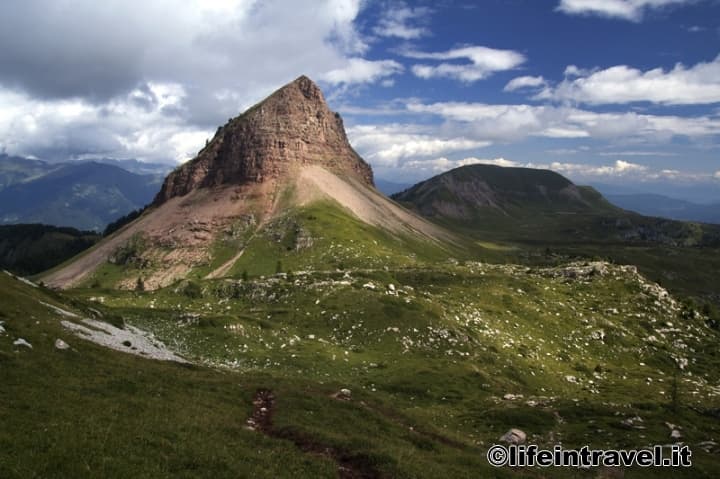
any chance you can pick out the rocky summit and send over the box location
[154,75,373,205]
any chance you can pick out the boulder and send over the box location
[335,388,352,400]
[499,428,526,445]
[13,338,32,348]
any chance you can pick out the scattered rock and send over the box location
[0,321,5,335]
[500,428,527,445]
[503,393,523,401]
[387,284,396,292]
[621,416,645,429]
[697,441,718,453]
[334,388,352,400]
[54,339,70,350]
[246,389,275,432]
[61,318,186,362]
[565,375,578,384]
[553,261,608,280]
[13,338,32,348]
[589,330,605,341]
[670,430,683,440]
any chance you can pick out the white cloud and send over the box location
[598,150,678,156]
[321,58,404,85]
[504,76,547,92]
[406,102,552,139]
[533,160,715,182]
[715,170,720,180]
[404,46,526,82]
[373,2,431,39]
[347,124,490,165]
[390,156,695,181]
[411,157,714,183]
[0,87,212,163]
[556,0,691,21]
[405,100,720,141]
[546,148,584,155]
[539,55,720,105]
[398,156,516,174]
[0,0,408,162]
[564,65,593,77]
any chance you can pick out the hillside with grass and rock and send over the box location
[2,75,719,478]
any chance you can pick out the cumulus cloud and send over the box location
[404,46,526,82]
[564,65,593,77]
[542,160,717,182]
[397,156,516,174]
[556,0,691,21]
[405,156,711,183]
[0,86,213,162]
[347,124,490,165]
[504,76,547,92]
[0,0,404,162]
[538,55,720,105]
[321,58,404,85]
[405,100,720,141]
[388,155,691,181]
[373,2,431,39]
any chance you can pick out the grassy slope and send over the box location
[0,272,517,478]
[79,199,467,289]
[392,166,720,304]
[61,259,720,477]
[5,182,720,477]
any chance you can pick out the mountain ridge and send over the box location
[392,164,616,220]
[0,160,162,231]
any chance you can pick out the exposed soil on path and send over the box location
[246,389,381,479]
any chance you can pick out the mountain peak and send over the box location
[153,75,373,205]
[289,74,322,99]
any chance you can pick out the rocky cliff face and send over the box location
[154,75,373,205]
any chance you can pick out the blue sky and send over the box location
[0,0,718,195]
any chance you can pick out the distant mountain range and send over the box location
[591,181,720,205]
[374,178,412,196]
[604,193,720,224]
[0,155,167,231]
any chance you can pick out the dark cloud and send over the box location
[0,1,151,101]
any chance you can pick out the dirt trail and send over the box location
[204,248,246,279]
[246,389,380,479]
